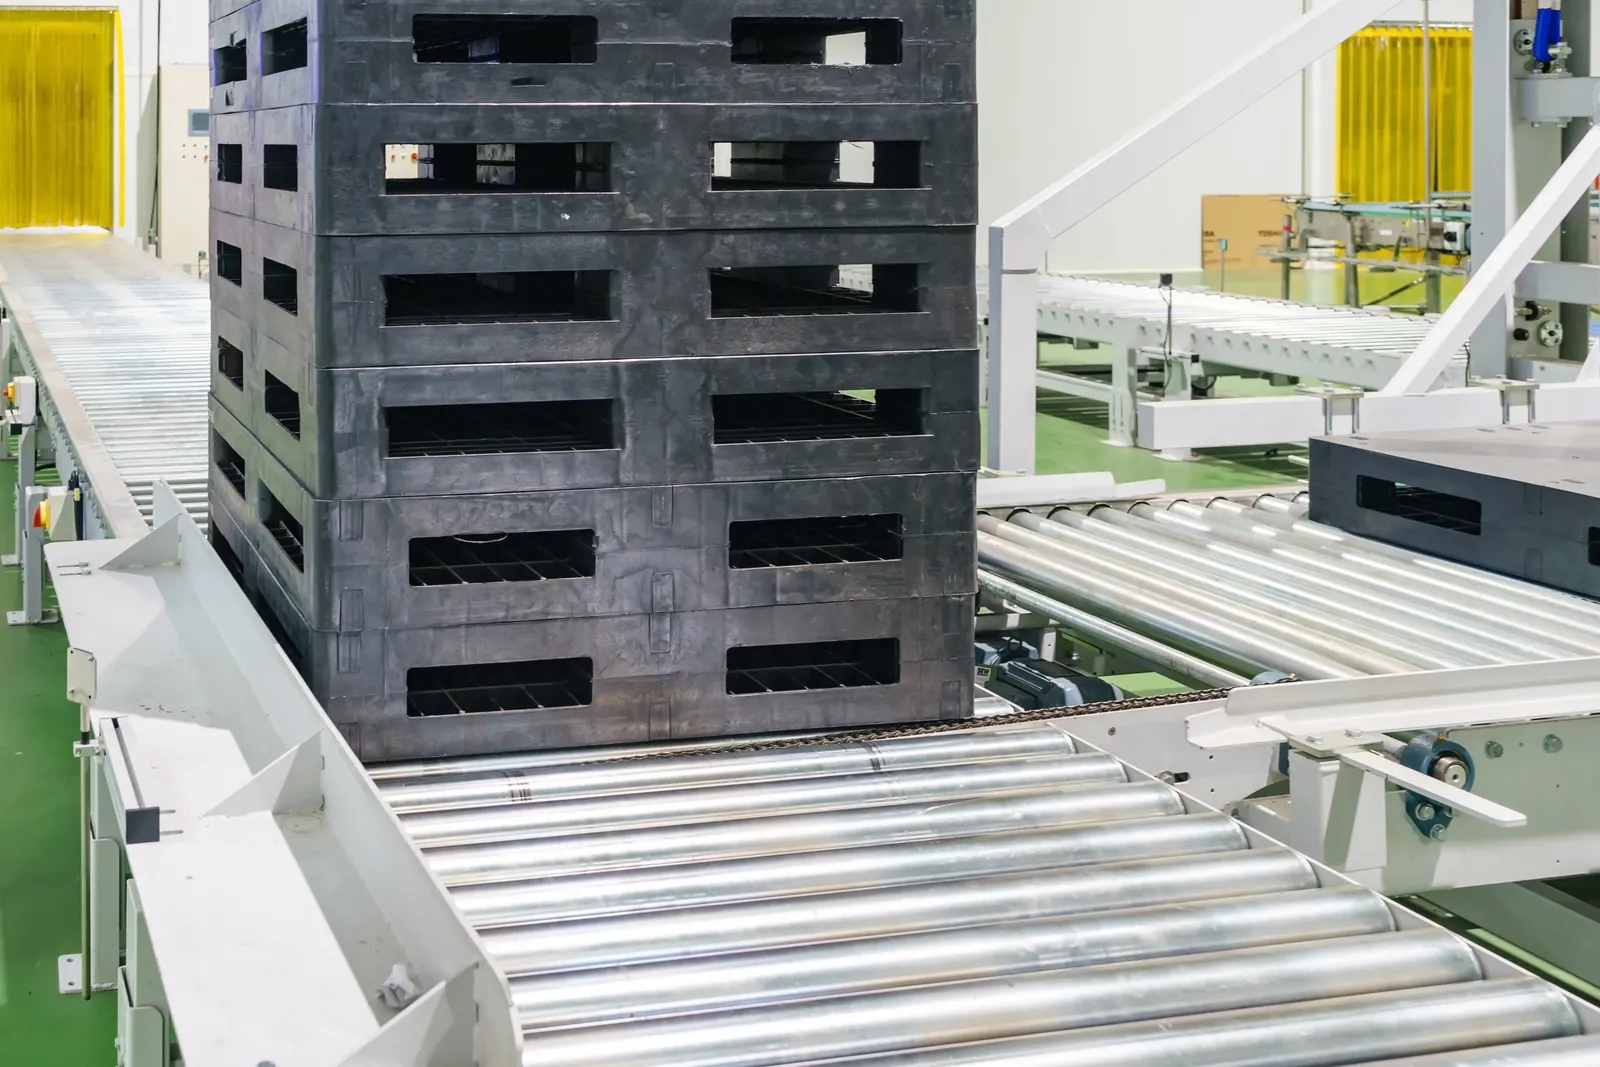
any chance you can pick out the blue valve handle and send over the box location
[1534,3,1564,64]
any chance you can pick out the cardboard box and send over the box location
[1201,194,1294,272]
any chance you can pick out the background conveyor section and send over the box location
[978,273,1471,391]
[0,233,210,534]
[978,492,1600,682]
[377,720,1600,1067]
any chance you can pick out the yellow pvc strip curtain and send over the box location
[0,9,117,229]
[1337,25,1473,202]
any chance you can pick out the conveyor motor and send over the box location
[984,657,1126,711]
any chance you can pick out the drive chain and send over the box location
[592,686,1239,764]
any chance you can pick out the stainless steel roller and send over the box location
[1252,494,1600,629]
[1072,507,1517,667]
[402,753,1127,847]
[452,814,1248,928]
[1358,1037,1600,1065]
[975,569,1250,689]
[517,931,1481,1067]
[1153,501,1588,662]
[984,493,1600,682]
[1011,511,1467,670]
[778,979,1580,1067]
[511,886,1393,1030]
[382,722,1080,813]
[480,849,1316,976]
[425,780,1181,886]
[985,515,1414,674]
[1182,500,1600,654]
[1095,504,1558,666]
[977,525,1358,679]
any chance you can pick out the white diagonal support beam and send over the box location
[1383,124,1600,396]
[984,0,1397,474]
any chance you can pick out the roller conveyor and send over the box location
[0,233,210,534]
[377,724,1600,1067]
[7,238,1600,1066]
[977,493,1600,683]
[993,273,1470,390]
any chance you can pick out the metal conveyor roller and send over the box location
[373,721,1600,1067]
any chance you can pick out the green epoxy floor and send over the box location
[0,451,119,1060]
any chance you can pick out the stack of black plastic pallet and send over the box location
[205,1,979,761]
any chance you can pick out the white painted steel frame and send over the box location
[46,484,522,1067]
[1383,125,1600,395]
[989,0,1600,463]
[1187,657,1600,750]
[986,0,1401,473]
[975,471,1167,510]
[1160,660,1600,894]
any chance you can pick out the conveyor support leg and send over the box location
[1108,346,1139,448]
[4,423,33,567]
[1288,750,1388,877]
[88,755,122,994]
[89,835,121,993]
[118,882,171,1067]
[0,310,12,460]
[1159,352,1196,461]
[9,481,57,625]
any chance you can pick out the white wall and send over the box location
[978,0,1305,274]
[129,0,208,249]
[979,0,1478,274]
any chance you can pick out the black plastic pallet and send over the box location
[1309,423,1600,599]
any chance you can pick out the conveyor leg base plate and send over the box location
[58,954,82,995]
[9,609,58,626]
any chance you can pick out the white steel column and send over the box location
[985,0,1397,474]
[1559,1,1596,364]
[1382,125,1600,395]
[985,261,1040,474]
[4,423,34,567]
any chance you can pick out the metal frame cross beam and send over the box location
[984,0,1399,475]
[1382,124,1600,396]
